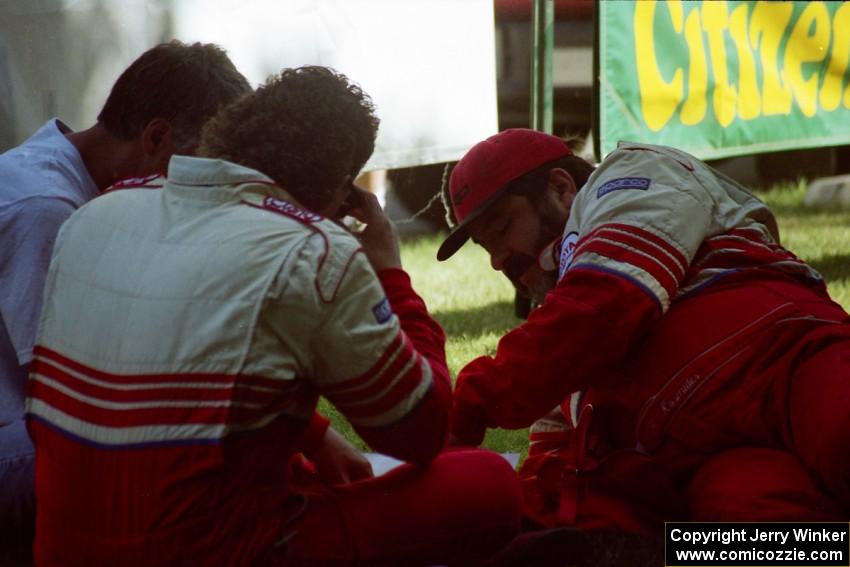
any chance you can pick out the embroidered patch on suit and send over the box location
[372,298,393,324]
[559,231,579,278]
[106,174,163,192]
[262,197,323,223]
[596,177,651,199]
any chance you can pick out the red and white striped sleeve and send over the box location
[452,146,716,445]
[568,221,690,312]
[561,146,713,312]
[309,258,451,465]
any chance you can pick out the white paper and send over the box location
[365,452,520,477]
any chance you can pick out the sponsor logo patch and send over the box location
[596,177,651,199]
[262,197,323,223]
[559,231,579,278]
[107,173,163,191]
[537,238,561,272]
[372,297,393,324]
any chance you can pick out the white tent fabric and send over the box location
[0,0,498,170]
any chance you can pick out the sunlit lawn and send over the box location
[321,180,850,458]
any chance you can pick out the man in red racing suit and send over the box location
[437,129,849,532]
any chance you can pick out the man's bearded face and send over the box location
[468,190,569,304]
[501,202,563,302]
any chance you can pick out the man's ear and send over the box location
[141,118,174,157]
[547,167,578,207]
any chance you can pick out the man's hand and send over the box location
[346,187,402,272]
[307,427,374,485]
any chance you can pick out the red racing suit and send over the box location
[26,156,453,565]
[452,142,850,529]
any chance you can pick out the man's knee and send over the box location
[415,448,523,529]
[790,344,850,507]
[688,448,842,521]
[288,448,522,564]
[798,422,850,508]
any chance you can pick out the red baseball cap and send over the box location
[437,128,572,261]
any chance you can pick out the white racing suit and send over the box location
[25,156,453,564]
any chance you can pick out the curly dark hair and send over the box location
[97,40,251,151]
[198,66,380,212]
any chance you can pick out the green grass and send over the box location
[762,181,850,306]
[404,237,530,455]
[318,236,526,454]
[321,181,850,457]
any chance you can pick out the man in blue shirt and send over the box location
[0,40,250,562]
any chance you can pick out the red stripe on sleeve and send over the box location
[334,356,425,419]
[347,268,450,465]
[324,335,416,405]
[589,226,686,282]
[692,236,800,270]
[320,332,406,395]
[578,239,679,299]
[581,223,688,272]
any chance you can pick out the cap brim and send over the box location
[436,225,471,261]
[436,181,516,261]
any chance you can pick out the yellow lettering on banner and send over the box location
[750,1,793,116]
[729,3,760,120]
[822,2,850,111]
[635,0,683,131]
[784,1,830,118]
[702,1,736,127]
[681,8,708,125]
[632,0,850,132]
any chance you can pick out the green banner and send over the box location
[598,0,850,160]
